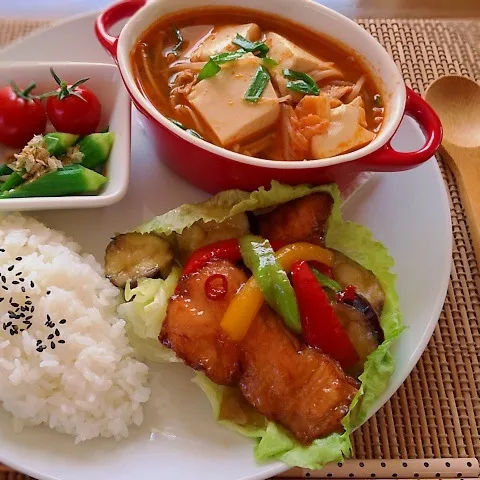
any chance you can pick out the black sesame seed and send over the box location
[25,300,32,305]
[46,290,51,295]
[0,298,3,303]
[58,339,65,344]
[47,314,51,321]
[15,257,22,261]
[30,306,35,313]
[7,265,14,272]
[15,272,21,277]
[55,329,60,336]
[1,276,6,283]
[12,281,19,285]
[0,248,5,252]
[36,347,43,352]
[2,286,8,291]
[21,287,25,293]
[25,315,32,321]
[19,278,24,283]
[9,329,15,335]
[30,281,35,288]
[47,334,54,340]
[59,319,66,324]
[36,339,41,345]
[50,342,56,349]
[11,302,18,308]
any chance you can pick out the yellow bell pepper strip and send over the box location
[239,235,301,333]
[220,242,333,341]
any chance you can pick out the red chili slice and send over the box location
[204,273,228,300]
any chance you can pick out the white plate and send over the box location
[0,12,452,480]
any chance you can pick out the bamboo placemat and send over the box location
[0,16,479,480]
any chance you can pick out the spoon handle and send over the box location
[443,142,480,262]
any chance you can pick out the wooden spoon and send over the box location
[425,76,480,261]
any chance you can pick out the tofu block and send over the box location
[264,33,342,99]
[187,54,280,146]
[189,24,261,62]
[265,32,340,73]
[311,99,375,158]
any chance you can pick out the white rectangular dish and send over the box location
[0,62,130,210]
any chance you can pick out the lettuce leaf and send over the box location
[117,267,182,363]
[132,181,404,469]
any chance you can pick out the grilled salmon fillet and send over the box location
[241,307,358,443]
[159,260,246,385]
[257,192,333,246]
[161,259,358,444]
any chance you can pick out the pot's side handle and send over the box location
[95,0,147,59]
[362,87,443,171]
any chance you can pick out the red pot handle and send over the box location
[95,0,147,59]
[362,87,442,171]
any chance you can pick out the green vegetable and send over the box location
[78,132,115,169]
[232,34,269,57]
[198,50,248,80]
[262,57,279,67]
[170,26,184,55]
[244,66,270,103]
[135,181,404,470]
[283,68,320,96]
[0,165,106,199]
[311,267,342,293]
[117,267,182,363]
[239,235,301,333]
[169,118,203,140]
[0,172,24,192]
[43,132,79,157]
[0,164,13,176]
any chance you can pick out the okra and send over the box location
[0,165,107,199]
[1,172,24,192]
[79,132,114,169]
[43,132,79,157]
[0,165,13,176]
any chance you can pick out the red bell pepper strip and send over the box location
[290,260,359,368]
[182,238,288,276]
[182,239,241,276]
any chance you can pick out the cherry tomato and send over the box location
[0,83,47,148]
[46,69,101,136]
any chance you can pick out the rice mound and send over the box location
[0,214,150,443]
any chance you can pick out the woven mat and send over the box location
[0,16,479,480]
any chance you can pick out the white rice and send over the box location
[0,214,150,443]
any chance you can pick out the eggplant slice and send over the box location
[105,232,174,288]
[331,250,385,314]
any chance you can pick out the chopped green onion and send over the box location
[283,68,320,96]
[373,93,383,107]
[198,50,248,80]
[262,57,279,67]
[171,26,184,55]
[198,58,221,80]
[244,66,270,103]
[169,118,204,140]
[232,34,269,57]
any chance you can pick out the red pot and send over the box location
[95,0,442,194]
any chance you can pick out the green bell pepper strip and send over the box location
[0,165,107,199]
[239,235,301,333]
[311,267,342,293]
